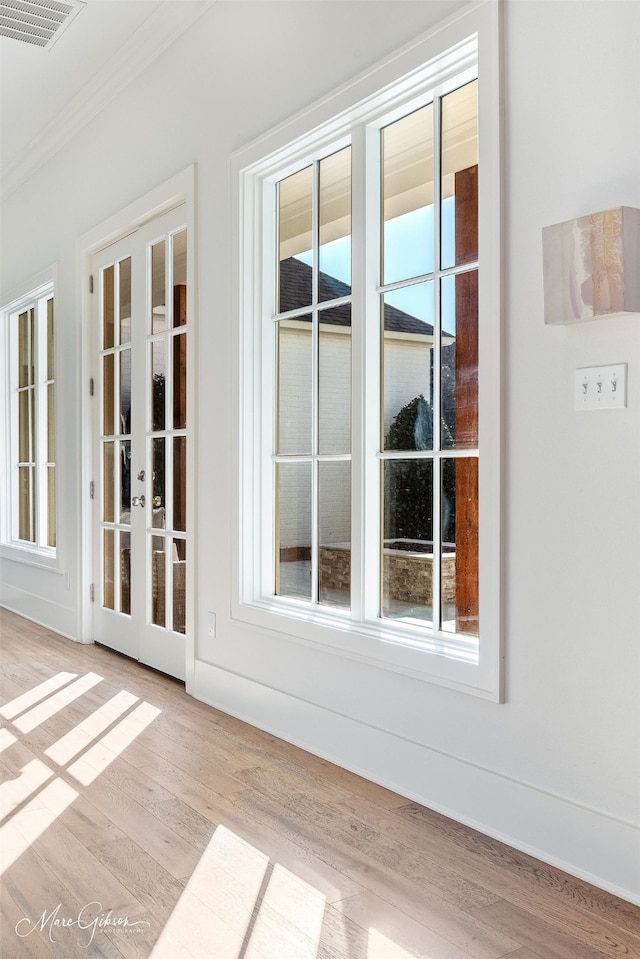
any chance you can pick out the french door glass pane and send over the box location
[382,104,434,284]
[319,147,351,299]
[152,241,166,332]
[152,438,165,521]
[120,530,131,616]
[103,442,114,523]
[119,350,131,434]
[173,333,187,429]
[441,457,479,636]
[103,354,114,435]
[278,166,313,312]
[173,231,187,328]
[441,272,478,450]
[47,299,54,378]
[173,537,186,634]
[277,316,312,455]
[120,440,131,521]
[103,528,115,610]
[382,458,434,625]
[318,461,350,609]
[119,257,132,344]
[173,437,186,532]
[152,341,166,431]
[441,80,478,269]
[103,266,115,349]
[276,462,312,601]
[318,305,351,455]
[382,282,434,451]
[151,543,166,628]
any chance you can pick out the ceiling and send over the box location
[0,1,214,188]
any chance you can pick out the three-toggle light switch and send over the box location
[574,363,627,411]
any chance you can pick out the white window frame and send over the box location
[232,1,503,700]
[1,269,59,569]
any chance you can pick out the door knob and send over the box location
[132,494,145,508]
[137,469,145,481]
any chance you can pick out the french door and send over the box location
[92,206,188,680]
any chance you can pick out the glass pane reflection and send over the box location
[318,461,350,609]
[441,272,478,450]
[382,283,434,451]
[151,241,166,332]
[382,459,434,625]
[441,457,479,636]
[276,462,312,601]
[277,316,312,455]
[382,104,434,284]
[278,166,313,313]
[319,305,351,455]
[441,80,478,269]
[120,530,131,616]
[319,147,351,300]
[172,537,186,634]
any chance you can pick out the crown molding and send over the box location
[1,1,216,200]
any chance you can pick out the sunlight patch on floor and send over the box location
[67,701,162,786]
[243,862,326,959]
[0,758,53,822]
[13,673,104,733]
[368,927,422,959]
[0,672,77,720]
[0,728,17,753]
[0,778,78,875]
[45,689,139,765]
[149,825,270,958]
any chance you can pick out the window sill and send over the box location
[232,597,500,701]
[0,543,60,572]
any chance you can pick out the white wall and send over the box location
[1,0,639,903]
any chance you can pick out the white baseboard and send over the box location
[194,660,640,906]
[0,587,78,642]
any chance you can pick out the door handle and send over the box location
[132,495,146,508]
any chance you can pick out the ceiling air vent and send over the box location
[0,0,85,49]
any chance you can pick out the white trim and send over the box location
[231,1,503,700]
[0,590,77,642]
[1,2,216,200]
[195,659,640,906]
[76,166,197,691]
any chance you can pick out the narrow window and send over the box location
[3,283,56,555]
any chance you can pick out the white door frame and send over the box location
[76,166,197,692]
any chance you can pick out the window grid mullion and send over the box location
[431,92,444,631]
[310,159,320,604]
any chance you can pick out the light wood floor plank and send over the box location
[1,608,639,959]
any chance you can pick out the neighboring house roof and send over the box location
[279,257,453,338]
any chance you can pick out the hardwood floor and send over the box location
[1,609,638,959]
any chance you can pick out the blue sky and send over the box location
[297,198,456,332]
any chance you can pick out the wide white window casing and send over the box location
[233,1,502,700]
[1,272,58,568]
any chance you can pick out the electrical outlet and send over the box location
[575,364,627,411]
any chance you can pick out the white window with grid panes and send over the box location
[234,2,502,699]
[1,279,57,562]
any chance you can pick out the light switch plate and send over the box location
[575,364,627,410]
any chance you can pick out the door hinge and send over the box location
[90,584,95,603]
[90,480,94,499]
[89,275,94,294]
[89,377,94,396]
